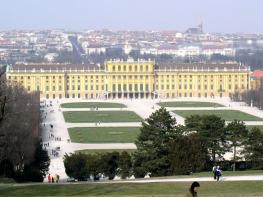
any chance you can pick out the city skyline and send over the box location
[0,0,263,33]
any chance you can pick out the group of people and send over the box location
[47,174,60,183]
[212,165,222,181]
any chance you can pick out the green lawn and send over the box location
[61,102,126,108]
[68,127,141,143]
[63,111,142,123]
[76,149,136,155]
[173,110,263,121]
[0,181,262,196]
[158,101,224,107]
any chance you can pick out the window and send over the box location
[78,85,80,90]
[53,86,55,91]
[53,94,55,99]
[46,94,49,99]
[135,84,138,91]
[85,85,88,90]
[59,86,62,91]
[113,66,115,71]
[129,65,132,71]
[146,84,149,91]
[146,65,149,71]
[135,65,137,71]
[184,84,187,89]
[140,84,143,91]
[198,85,201,90]
[211,85,214,90]
[72,85,75,90]
[118,84,121,91]
[129,84,132,91]
[140,65,143,71]
[118,65,121,71]
[123,84,127,91]
[46,86,49,91]
[113,84,116,91]
[167,85,169,89]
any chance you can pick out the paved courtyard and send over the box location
[41,97,263,181]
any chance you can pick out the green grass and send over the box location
[63,111,142,123]
[158,101,224,107]
[76,149,136,155]
[61,102,126,108]
[68,127,141,143]
[0,181,262,196]
[173,110,263,121]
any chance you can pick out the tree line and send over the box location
[64,108,263,181]
[0,69,49,182]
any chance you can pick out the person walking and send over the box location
[212,165,217,180]
[53,174,57,183]
[56,174,60,183]
[48,174,51,183]
[216,166,222,181]
[185,181,200,197]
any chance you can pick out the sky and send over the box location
[0,0,262,33]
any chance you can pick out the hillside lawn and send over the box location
[0,181,262,196]
[63,111,142,123]
[68,127,140,143]
[158,101,224,108]
[173,110,263,121]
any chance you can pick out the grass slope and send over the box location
[0,181,262,196]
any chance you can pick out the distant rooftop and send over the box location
[10,63,104,72]
[157,62,249,71]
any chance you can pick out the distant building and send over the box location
[6,60,250,99]
[250,70,263,90]
[186,21,203,34]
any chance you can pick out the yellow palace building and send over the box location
[6,59,250,99]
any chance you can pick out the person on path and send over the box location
[185,181,200,197]
[56,174,60,183]
[212,165,217,180]
[216,166,222,181]
[53,174,57,183]
[51,177,54,183]
[48,174,51,183]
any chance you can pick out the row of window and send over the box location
[111,65,150,72]
[112,84,150,92]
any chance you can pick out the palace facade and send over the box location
[6,59,250,99]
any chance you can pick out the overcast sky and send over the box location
[0,0,262,33]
